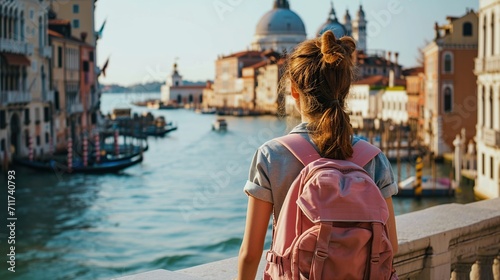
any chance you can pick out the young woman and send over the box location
[237,31,399,280]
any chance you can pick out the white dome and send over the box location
[255,8,306,37]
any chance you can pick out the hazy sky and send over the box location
[94,0,479,86]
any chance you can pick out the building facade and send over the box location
[0,0,53,164]
[160,63,206,107]
[475,0,500,199]
[422,10,478,158]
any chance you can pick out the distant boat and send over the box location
[195,107,217,114]
[212,118,228,131]
[13,153,143,174]
[397,176,455,197]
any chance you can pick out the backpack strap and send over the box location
[350,140,381,167]
[275,134,320,166]
[275,134,381,167]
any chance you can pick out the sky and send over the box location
[94,0,479,86]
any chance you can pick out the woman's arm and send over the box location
[237,196,273,280]
[385,197,398,254]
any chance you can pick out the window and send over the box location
[490,88,494,129]
[45,132,49,144]
[491,156,495,180]
[492,13,495,56]
[482,153,485,175]
[443,52,453,73]
[24,108,30,125]
[443,87,453,113]
[57,46,63,68]
[73,19,80,29]
[1,139,5,152]
[36,136,40,146]
[73,4,79,14]
[0,110,6,129]
[44,107,49,123]
[463,22,473,36]
[89,51,94,62]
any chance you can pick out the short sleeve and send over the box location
[244,148,273,204]
[363,153,398,198]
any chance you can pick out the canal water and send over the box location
[0,93,476,280]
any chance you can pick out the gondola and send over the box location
[13,152,143,174]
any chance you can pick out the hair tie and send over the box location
[330,99,341,107]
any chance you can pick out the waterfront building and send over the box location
[356,50,403,80]
[208,50,267,109]
[50,0,101,141]
[348,74,407,129]
[422,10,478,158]
[475,0,500,199]
[160,62,207,107]
[0,0,53,163]
[251,0,306,54]
[403,67,425,143]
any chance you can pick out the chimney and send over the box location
[389,69,395,88]
[80,32,88,42]
[387,51,392,65]
[395,52,399,65]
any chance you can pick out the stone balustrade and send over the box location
[114,198,500,280]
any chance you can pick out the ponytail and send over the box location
[287,30,356,159]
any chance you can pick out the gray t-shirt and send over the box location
[244,122,398,221]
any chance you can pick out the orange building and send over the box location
[422,10,478,157]
[403,67,425,142]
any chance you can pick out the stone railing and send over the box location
[114,198,500,280]
[0,91,32,105]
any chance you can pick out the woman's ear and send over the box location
[291,85,300,100]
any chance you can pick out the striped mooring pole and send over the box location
[414,156,423,197]
[114,130,119,156]
[28,136,33,162]
[95,132,101,163]
[83,133,88,167]
[67,137,73,173]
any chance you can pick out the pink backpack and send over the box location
[264,134,394,280]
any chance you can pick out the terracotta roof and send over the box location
[48,29,64,38]
[246,60,269,69]
[223,50,263,59]
[354,75,406,87]
[402,67,424,76]
[49,19,70,25]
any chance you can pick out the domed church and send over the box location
[317,2,367,52]
[251,0,307,53]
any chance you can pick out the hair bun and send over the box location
[320,31,356,66]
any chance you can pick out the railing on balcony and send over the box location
[67,103,84,115]
[0,38,32,55]
[0,91,32,105]
[43,90,55,103]
[39,45,53,59]
[476,56,500,74]
[115,198,500,280]
[483,128,500,148]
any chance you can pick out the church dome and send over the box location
[255,2,306,36]
[317,3,347,38]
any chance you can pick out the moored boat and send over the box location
[397,176,455,197]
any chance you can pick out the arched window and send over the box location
[177,94,182,104]
[463,22,473,36]
[483,15,488,57]
[443,86,453,113]
[443,52,453,73]
[492,13,495,56]
[490,87,494,129]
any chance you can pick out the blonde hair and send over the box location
[287,30,356,159]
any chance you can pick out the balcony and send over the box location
[482,128,500,147]
[476,56,500,74]
[0,38,33,55]
[0,91,32,105]
[43,90,55,103]
[39,45,52,59]
[115,198,500,280]
[67,103,84,115]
